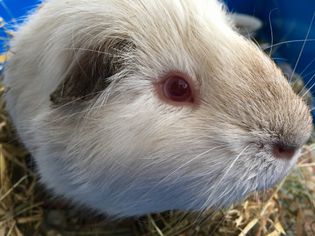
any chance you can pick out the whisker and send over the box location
[272,57,288,62]
[299,57,315,77]
[268,8,278,56]
[298,72,315,93]
[300,73,315,98]
[197,145,250,217]
[267,22,296,56]
[142,146,222,197]
[301,69,315,79]
[262,38,315,52]
[289,12,315,83]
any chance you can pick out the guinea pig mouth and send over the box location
[222,142,301,196]
[253,149,300,191]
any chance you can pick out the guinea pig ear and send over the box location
[50,40,131,106]
[229,13,262,38]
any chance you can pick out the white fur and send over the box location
[3,0,312,217]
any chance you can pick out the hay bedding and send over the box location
[0,17,315,236]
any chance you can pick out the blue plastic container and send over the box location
[1,0,315,110]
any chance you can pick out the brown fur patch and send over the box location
[50,40,131,105]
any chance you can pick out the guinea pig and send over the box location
[3,0,312,217]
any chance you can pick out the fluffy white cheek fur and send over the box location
[27,91,296,217]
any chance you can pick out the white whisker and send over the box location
[300,73,315,98]
[199,145,250,211]
[263,38,315,51]
[289,13,315,83]
[299,57,315,77]
[142,146,222,198]
[268,8,278,56]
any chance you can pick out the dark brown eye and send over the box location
[162,75,193,103]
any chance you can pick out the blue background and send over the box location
[0,0,41,52]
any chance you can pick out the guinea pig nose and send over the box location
[272,143,297,160]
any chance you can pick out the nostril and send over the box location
[272,143,297,160]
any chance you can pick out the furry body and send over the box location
[3,0,312,217]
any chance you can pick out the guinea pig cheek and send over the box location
[154,72,200,106]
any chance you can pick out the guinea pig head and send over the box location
[29,0,312,217]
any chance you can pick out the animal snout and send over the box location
[271,142,297,160]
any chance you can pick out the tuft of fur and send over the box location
[3,0,312,217]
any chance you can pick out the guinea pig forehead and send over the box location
[212,40,282,83]
[133,31,229,86]
[119,0,233,77]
